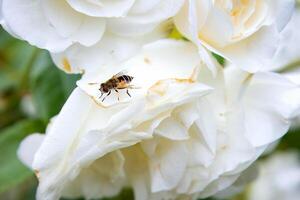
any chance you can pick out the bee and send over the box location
[89,71,134,102]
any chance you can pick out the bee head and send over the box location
[100,83,109,93]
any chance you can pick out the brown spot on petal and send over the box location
[144,57,151,64]
[174,78,194,84]
[221,145,228,150]
[148,66,199,96]
[62,58,72,73]
[148,80,168,96]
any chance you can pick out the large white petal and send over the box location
[270,0,295,31]
[2,0,105,52]
[42,0,106,47]
[2,0,72,52]
[217,26,279,72]
[62,151,125,199]
[33,88,149,200]
[107,0,184,36]
[51,23,170,74]
[198,6,233,48]
[225,68,300,147]
[17,133,44,169]
[66,0,135,17]
[129,0,161,14]
[149,140,188,192]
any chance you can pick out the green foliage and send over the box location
[0,120,44,193]
[0,27,80,199]
[28,51,80,124]
[279,128,300,150]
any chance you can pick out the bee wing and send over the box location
[113,70,128,78]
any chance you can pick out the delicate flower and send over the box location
[174,0,295,73]
[18,40,300,200]
[0,0,184,73]
[248,151,300,200]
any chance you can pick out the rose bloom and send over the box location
[17,40,300,200]
[0,0,184,73]
[174,0,295,73]
[248,151,300,200]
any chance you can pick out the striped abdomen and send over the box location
[117,75,134,83]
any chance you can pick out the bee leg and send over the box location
[126,89,131,97]
[99,92,104,99]
[102,90,111,102]
[114,89,120,101]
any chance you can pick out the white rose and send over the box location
[174,0,295,73]
[0,0,184,73]
[18,40,300,200]
[248,151,300,200]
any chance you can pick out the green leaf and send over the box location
[278,128,300,150]
[0,119,44,194]
[29,51,80,123]
[212,53,225,66]
[0,27,36,92]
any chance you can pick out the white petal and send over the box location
[62,151,125,199]
[17,134,44,169]
[174,0,218,75]
[33,88,149,200]
[42,0,105,47]
[199,174,240,199]
[2,0,72,52]
[51,23,169,74]
[243,72,299,146]
[107,0,184,36]
[271,0,295,31]
[219,26,280,72]
[66,0,135,17]
[186,124,215,167]
[195,99,217,154]
[198,6,233,47]
[244,107,290,147]
[225,68,300,147]
[174,0,212,38]
[129,0,161,14]
[42,0,87,38]
[155,117,189,140]
[150,141,188,192]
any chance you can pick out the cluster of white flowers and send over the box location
[1,1,300,200]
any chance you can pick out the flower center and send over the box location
[215,0,266,41]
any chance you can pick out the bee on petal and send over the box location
[89,71,134,102]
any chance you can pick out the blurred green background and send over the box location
[0,25,299,200]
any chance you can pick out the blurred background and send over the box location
[0,10,300,200]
